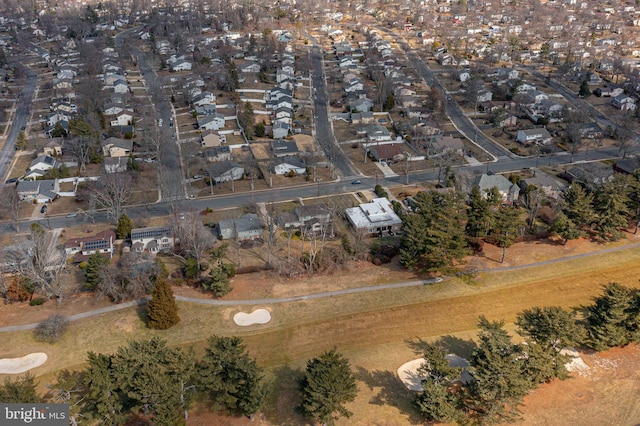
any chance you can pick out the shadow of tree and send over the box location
[263,365,311,426]
[404,335,477,359]
[356,366,423,424]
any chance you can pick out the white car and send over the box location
[158,119,163,127]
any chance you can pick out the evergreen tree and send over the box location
[578,78,591,98]
[516,306,581,351]
[399,191,470,274]
[0,374,42,403]
[83,252,110,290]
[593,176,630,241]
[83,352,124,425]
[550,212,583,245]
[299,349,358,425]
[585,283,637,350]
[467,317,534,424]
[562,184,595,229]
[15,131,27,150]
[198,335,267,417]
[414,344,462,423]
[489,206,521,263]
[466,185,492,238]
[147,279,180,330]
[111,338,195,426]
[116,213,133,240]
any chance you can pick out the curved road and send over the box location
[2,241,639,333]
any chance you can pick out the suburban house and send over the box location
[130,226,174,254]
[345,197,403,237]
[427,135,465,157]
[25,155,61,180]
[200,130,225,148]
[611,94,636,111]
[272,156,306,175]
[614,158,640,175]
[42,138,64,156]
[197,113,225,131]
[368,143,405,163]
[64,230,116,262]
[208,160,244,183]
[195,104,217,117]
[272,121,290,139]
[101,137,133,157]
[110,112,134,127]
[271,140,299,157]
[204,146,232,163]
[516,128,552,145]
[576,122,604,139]
[218,213,263,241]
[280,204,332,234]
[473,174,520,203]
[563,163,614,188]
[519,173,566,200]
[366,125,392,142]
[16,179,59,203]
[241,63,261,73]
[192,91,216,106]
[351,111,375,124]
[169,59,192,72]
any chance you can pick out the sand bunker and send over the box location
[398,354,473,391]
[0,353,48,374]
[233,309,271,326]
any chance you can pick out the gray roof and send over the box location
[473,174,519,194]
[274,155,305,168]
[208,160,243,177]
[218,213,263,235]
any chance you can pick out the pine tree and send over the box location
[414,344,462,423]
[585,283,636,350]
[116,213,133,240]
[83,252,110,290]
[467,317,534,424]
[0,373,42,403]
[466,185,492,238]
[147,279,180,330]
[197,335,267,416]
[593,176,630,241]
[489,206,521,263]
[562,184,595,229]
[551,212,583,245]
[299,349,358,425]
[399,191,470,274]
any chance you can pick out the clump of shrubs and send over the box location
[34,314,69,343]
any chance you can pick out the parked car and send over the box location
[40,205,47,214]
[351,180,362,185]
[66,212,77,218]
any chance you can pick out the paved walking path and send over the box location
[1,241,639,333]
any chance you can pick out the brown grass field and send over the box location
[2,236,640,424]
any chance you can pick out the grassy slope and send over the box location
[2,246,640,424]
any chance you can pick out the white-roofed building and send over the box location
[345,197,402,237]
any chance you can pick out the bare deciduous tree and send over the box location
[0,186,21,231]
[89,174,134,224]
[6,224,66,301]
[66,136,95,175]
[171,211,215,268]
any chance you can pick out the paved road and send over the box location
[308,36,358,178]
[377,26,512,161]
[0,63,37,181]
[114,28,183,202]
[2,242,639,333]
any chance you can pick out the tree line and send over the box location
[0,337,360,426]
[414,282,640,424]
[399,171,640,274]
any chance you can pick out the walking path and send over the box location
[1,241,639,333]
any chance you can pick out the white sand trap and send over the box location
[233,309,271,326]
[0,353,48,374]
[561,347,590,374]
[398,354,473,391]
